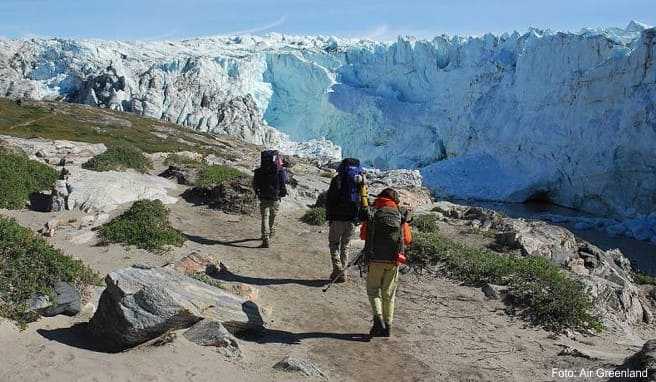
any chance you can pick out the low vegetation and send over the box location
[301,207,327,226]
[0,148,58,209]
[634,272,656,286]
[411,214,440,233]
[407,232,603,332]
[196,165,244,188]
[0,98,224,154]
[0,217,99,328]
[190,272,226,290]
[82,143,152,172]
[164,153,204,169]
[98,199,185,251]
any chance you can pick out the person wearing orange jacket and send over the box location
[360,188,412,338]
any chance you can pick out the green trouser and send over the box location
[366,261,400,325]
[259,199,280,240]
[328,220,355,272]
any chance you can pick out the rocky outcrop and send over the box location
[183,319,241,358]
[273,356,326,378]
[88,266,264,351]
[182,177,256,215]
[613,340,656,381]
[434,201,654,333]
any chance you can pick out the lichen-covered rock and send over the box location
[183,319,241,358]
[89,266,263,352]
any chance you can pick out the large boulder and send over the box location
[613,340,656,381]
[89,266,264,352]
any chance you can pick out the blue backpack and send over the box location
[337,158,364,204]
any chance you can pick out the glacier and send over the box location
[0,22,655,227]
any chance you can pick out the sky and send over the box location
[0,0,654,41]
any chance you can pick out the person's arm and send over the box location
[252,169,261,197]
[278,169,288,198]
[325,177,338,221]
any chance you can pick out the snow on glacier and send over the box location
[0,23,655,234]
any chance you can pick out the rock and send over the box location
[42,217,62,237]
[227,283,259,302]
[614,340,656,381]
[42,281,81,317]
[182,177,256,215]
[49,180,69,211]
[558,345,597,360]
[65,166,178,213]
[27,294,51,311]
[481,284,508,300]
[158,165,198,186]
[183,319,241,358]
[0,135,106,166]
[273,356,326,378]
[89,266,263,351]
[170,252,218,275]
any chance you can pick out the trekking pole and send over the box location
[322,251,365,293]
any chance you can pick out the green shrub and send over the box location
[196,165,243,188]
[0,149,58,209]
[407,232,602,332]
[0,217,99,328]
[634,272,656,286]
[301,207,327,226]
[190,272,226,290]
[165,153,203,169]
[98,199,185,251]
[412,214,440,233]
[82,144,152,172]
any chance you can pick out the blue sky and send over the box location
[0,0,654,40]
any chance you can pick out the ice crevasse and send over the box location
[0,22,655,228]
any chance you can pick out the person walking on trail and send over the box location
[325,158,368,283]
[360,188,412,338]
[253,150,288,248]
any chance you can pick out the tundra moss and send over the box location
[0,217,99,328]
[407,232,603,332]
[98,199,184,251]
[0,149,58,209]
[82,143,152,172]
[196,165,243,188]
[301,207,327,226]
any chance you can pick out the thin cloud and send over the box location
[226,15,287,35]
[352,24,437,41]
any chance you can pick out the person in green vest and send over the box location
[360,188,413,338]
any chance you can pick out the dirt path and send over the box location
[0,194,652,382]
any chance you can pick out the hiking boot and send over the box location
[335,274,347,283]
[260,238,270,248]
[382,323,391,337]
[369,316,385,338]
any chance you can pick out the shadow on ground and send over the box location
[237,327,370,344]
[184,233,262,249]
[211,263,329,288]
[37,323,117,353]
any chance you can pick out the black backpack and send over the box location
[255,150,288,199]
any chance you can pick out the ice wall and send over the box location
[0,24,654,220]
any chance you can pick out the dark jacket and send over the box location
[253,167,287,201]
[325,175,359,222]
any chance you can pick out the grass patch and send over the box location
[634,272,656,286]
[165,153,203,169]
[196,165,243,188]
[98,199,185,251]
[301,207,327,226]
[0,148,58,209]
[412,214,440,233]
[0,98,222,154]
[82,143,152,172]
[407,232,602,332]
[0,217,99,328]
[190,272,226,290]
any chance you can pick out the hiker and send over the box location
[325,158,368,283]
[360,188,412,338]
[253,150,288,248]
